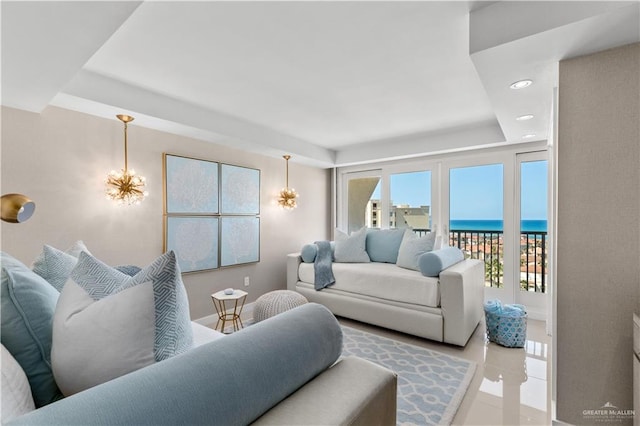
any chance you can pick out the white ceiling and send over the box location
[2,1,639,168]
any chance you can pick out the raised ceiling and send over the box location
[2,1,638,167]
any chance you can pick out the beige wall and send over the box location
[557,43,639,425]
[0,106,331,320]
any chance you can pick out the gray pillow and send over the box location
[31,241,91,292]
[396,229,436,270]
[334,228,370,263]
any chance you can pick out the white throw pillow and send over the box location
[51,251,193,396]
[396,229,436,270]
[334,227,370,263]
[32,241,90,292]
[1,344,35,423]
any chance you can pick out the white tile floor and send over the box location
[337,316,552,426]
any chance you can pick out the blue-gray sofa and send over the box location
[3,303,397,425]
[1,246,396,425]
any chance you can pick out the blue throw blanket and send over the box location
[314,241,335,290]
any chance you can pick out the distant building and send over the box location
[366,199,430,230]
[365,200,382,228]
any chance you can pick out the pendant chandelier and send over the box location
[105,114,148,205]
[278,155,298,210]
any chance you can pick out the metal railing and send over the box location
[412,228,547,292]
[449,230,504,288]
[520,231,547,293]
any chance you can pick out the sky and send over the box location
[371,161,548,220]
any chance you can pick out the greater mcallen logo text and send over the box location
[583,402,634,423]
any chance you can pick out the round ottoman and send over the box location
[253,290,308,322]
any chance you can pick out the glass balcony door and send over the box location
[446,161,514,303]
[515,152,549,316]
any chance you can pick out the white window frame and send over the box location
[336,141,550,314]
[337,159,440,233]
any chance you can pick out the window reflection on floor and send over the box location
[479,325,549,424]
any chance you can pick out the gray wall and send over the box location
[0,106,331,320]
[557,43,639,425]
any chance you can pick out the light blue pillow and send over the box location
[334,228,370,263]
[300,242,335,263]
[365,228,405,263]
[32,241,90,292]
[300,244,318,263]
[418,247,465,277]
[0,252,63,407]
[396,229,436,270]
[51,251,193,396]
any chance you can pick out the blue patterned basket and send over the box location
[484,302,527,348]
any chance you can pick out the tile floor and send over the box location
[337,316,552,426]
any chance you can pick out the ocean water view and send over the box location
[450,219,547,233]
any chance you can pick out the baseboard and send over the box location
[194,302,254,327]
[525,306,547,322]
[552,419,574,426]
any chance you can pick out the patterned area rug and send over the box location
[341,326,476,426]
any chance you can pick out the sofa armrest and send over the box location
[287,253,303,291]
[8,303,342,426]
[440,259,485,346]
[253,357,397,426]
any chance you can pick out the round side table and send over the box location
[211,289,248,333]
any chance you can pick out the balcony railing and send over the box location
[520,231,547,293]
[449,230,504,288]
[412,228,547,293]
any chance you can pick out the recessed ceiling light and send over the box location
[510,79,533,90]
[516,114,534,121]
[522,134,536,139]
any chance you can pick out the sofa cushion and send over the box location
[191,322,225,348]
[51,251,193,396]
[334,228,370,263]
[1,344,36,423]
[31,241,90,292]
[298,262,440,308]
[365,228,405,263]
[396,229,436,271]
[418,247,465,277]
[0,252,63,407]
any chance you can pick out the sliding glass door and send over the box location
[515,152,549,316]
[337,145,552,320]
[447,162,513,302]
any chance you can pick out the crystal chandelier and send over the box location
[278,155,298,210]
[105,115,148,205]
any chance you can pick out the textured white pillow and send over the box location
[1,344,35,423]
[51,251,193,396]
[32,241,90,292]
[396,229,436,270]
[334,227,370,263]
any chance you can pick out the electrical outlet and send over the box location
[244,276,250,287]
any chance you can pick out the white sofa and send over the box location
[287,254,485,346]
